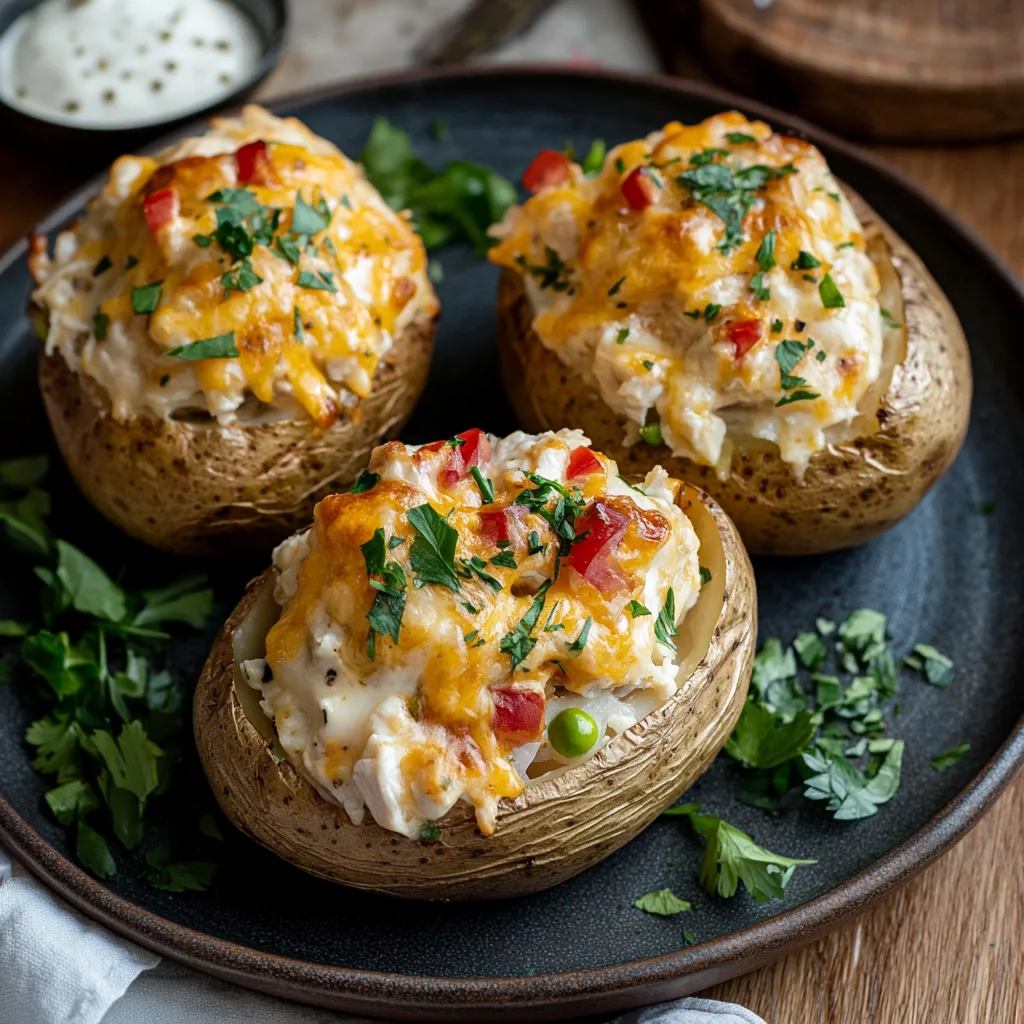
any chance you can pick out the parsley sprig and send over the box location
[0,456,217,886]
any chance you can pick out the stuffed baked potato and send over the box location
[30,105,439,556]
[491,113,971,556]
[194,429,755,899]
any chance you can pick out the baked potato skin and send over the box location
[497,196,972,557]
[193,484,756,900]
[37,310,436,557]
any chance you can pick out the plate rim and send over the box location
[1,62,1023,1021]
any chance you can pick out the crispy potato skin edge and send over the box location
[37,310,437,556]
[495,195,972,556]
[193,484,756,900]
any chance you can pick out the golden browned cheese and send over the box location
[80,139,433,427]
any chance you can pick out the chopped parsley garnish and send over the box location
[654,589,678,652]
[749,272,770,301]
[607,275,626,297]
[165,332,239,361]
[828,191,840,202]
[461,600,479,614]
[469,466,495,504]
[581,139,606,175]
[724,701,817,769]
[616,328,630,344]
[775,338,813,390]
[499,580,551,670]
[664,804,815,902]
[819,273,846,308]
[726,132,757,144]
[193,234,213,248]
[704,303,721,322]
[220,258,263,295]
[407,504,461,592]
[642,359,654,370]
[290,193,331,236]
[628,600,650,618]
[297,270,337,292]
[527,531,546,556]
[293,305,304,340]
[803,742,904,820]
[634,889,691,915]
[770,318,783,334]
[615,157,626,174]
[566,616,592,654]
[639,423,663,446]
[903,643,953,688]
[272,235,302,265]
[755,229,776,271]
[362,528,407,657]
[92,312,109,342]
[816,349,827,361]
[512,474,585,558]
[514,247,572,291]
[880,307,902,329]
[699,566,712,585]
[776,390,820,407]
[359,117,516,253]
[458,556,502,592]
[350,470,380,494]
[684,308,701,319]
[489,550,518,569]
[419,822,441,841]
[92,255,113,277]
[677,160,797,253]
[837,241,855,249]
[131,282,163,316]
[791,250,822,270]
[930,743,970,771]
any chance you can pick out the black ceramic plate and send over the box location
[1,67,1023,1022]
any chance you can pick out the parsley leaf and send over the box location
[362,528,407,653]
[290,193,331,236]
[581,139,606,175]
[470,466,495,503]
[654,589,678,652]
[819,273,846,308]
[724,702,817,769]
[351,470,380,494]
[297,270,337,292]
[931,743,970,770]
[407,504,461,592]
[755,229,776,271]
[628,600,650,618]
[664,805,815,902]
[93,312,109,342]
[791,250,821,270]
[77,821,116,879]
[566,616,592,654]
[131,282,163,316]
[634,889,691,915]
[499,580,551,670]
[802,741,904,819]
[165,332,239,361]
[143,844,216,892]
[905,643,953,687]
[56,541,125,621]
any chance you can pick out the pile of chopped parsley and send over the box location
[634,607,962,938]
[0,456,221,888]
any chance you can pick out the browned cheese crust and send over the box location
[496,192,972,556]
[192,483,756,900]
[38,309,436,556]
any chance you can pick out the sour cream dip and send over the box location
[0,0,263,129]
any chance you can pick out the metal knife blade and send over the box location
[415,0,561,66]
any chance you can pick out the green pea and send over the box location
[548,707,599,759]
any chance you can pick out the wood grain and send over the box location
[695,0,1024,141]
[2,63,1023,1024]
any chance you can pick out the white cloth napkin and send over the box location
[0,845,764,1024]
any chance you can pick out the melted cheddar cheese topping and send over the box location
[30,105,438,427]
[490,112,885,476]
[242,430,701,839]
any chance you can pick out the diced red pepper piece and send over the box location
[479,503,528,546]
[235,140,270,185]
[569,500,629,580]
[143,188,179,235]
[567,446,603,478]
[620,167,657,211]
[492,687,545,744]
[522,149,572,193]
[723,318,764,360]
[422,428,491,488]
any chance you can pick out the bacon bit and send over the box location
[723,318,763,361]
[393,276,416,308]
[522,149,572,193]
[235,140,270,185]
[492,687,545,744]
[621,167,657,211]
[567,446,603,478]
[143,188,179,235]
[479,503,528,546]
[422,428,491,488]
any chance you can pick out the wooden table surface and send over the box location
[2,46,1023,1024]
